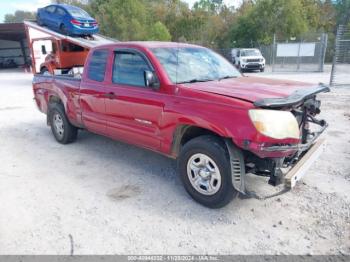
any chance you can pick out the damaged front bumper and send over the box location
[227,135,326,196]
[284,137,326,188]
[226,118,328,195]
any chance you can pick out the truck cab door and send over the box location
[104,49,164,150]
[79,49,109,135]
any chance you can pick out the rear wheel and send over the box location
[49,103,78,144]
[60,24,68,35]
[178,135,237,208]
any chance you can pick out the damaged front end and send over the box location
[227,84,330,194]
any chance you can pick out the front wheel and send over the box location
[37,16,44,26]
[178,135,237,208]
[49,103,78,144]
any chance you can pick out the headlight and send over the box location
[248,109,300,139]
[242,59,246,63]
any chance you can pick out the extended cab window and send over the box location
[112,51,151,87]
[87,49,108,82]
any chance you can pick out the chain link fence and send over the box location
[215,33,328,73]
[268,33,328,72]
[330,25,350,87]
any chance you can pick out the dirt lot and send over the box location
[0,69,349,255]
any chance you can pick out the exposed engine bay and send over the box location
[241,84,329,188]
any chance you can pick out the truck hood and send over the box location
[183,76,330,108]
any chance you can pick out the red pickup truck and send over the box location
[33,42,329,208]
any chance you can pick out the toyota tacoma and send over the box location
[32,42,329,208]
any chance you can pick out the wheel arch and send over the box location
[40,66,49,73]
[171,124,228,158]
[47,95,64,125]
[49,95,63,105]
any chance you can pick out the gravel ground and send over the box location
[0,69,349,255]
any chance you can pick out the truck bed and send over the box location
[33,73,82,127]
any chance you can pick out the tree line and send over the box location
[4,0,350,49]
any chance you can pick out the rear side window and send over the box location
[87,49,108,82]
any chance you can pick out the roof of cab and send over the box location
[93,41,206,50]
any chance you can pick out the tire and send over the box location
[178,135,237,208]
[48,103,78,144]
[60,24,68,35]
[37,15,44,26]
[260,68,265,72]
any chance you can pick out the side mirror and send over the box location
[41,45,47,55]
[144,70,160,90]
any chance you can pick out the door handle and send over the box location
[103,92,117,99]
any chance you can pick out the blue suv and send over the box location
[37,4,99,36]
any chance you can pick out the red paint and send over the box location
[33,42,320,159]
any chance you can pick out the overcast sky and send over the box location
[0,0,241,22]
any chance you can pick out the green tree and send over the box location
[88,0,150,41]
[193,0,224,14]
[334,0,350,25]
[4,10,36,23]
[228,0,310,46]
[148,21,172,41]
[4,0,341,50]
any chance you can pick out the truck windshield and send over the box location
[152,47,240,84]
[241,50,261,57]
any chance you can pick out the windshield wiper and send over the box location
[218,75,237,81]
[177,78,214,84]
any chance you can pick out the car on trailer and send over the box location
[36,4,99,36]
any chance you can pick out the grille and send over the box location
[247,59,260,62]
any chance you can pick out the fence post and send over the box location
[271,34,276,72]
[330,26,343,86]
[296,37,302,71]
[319,33,328,72]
